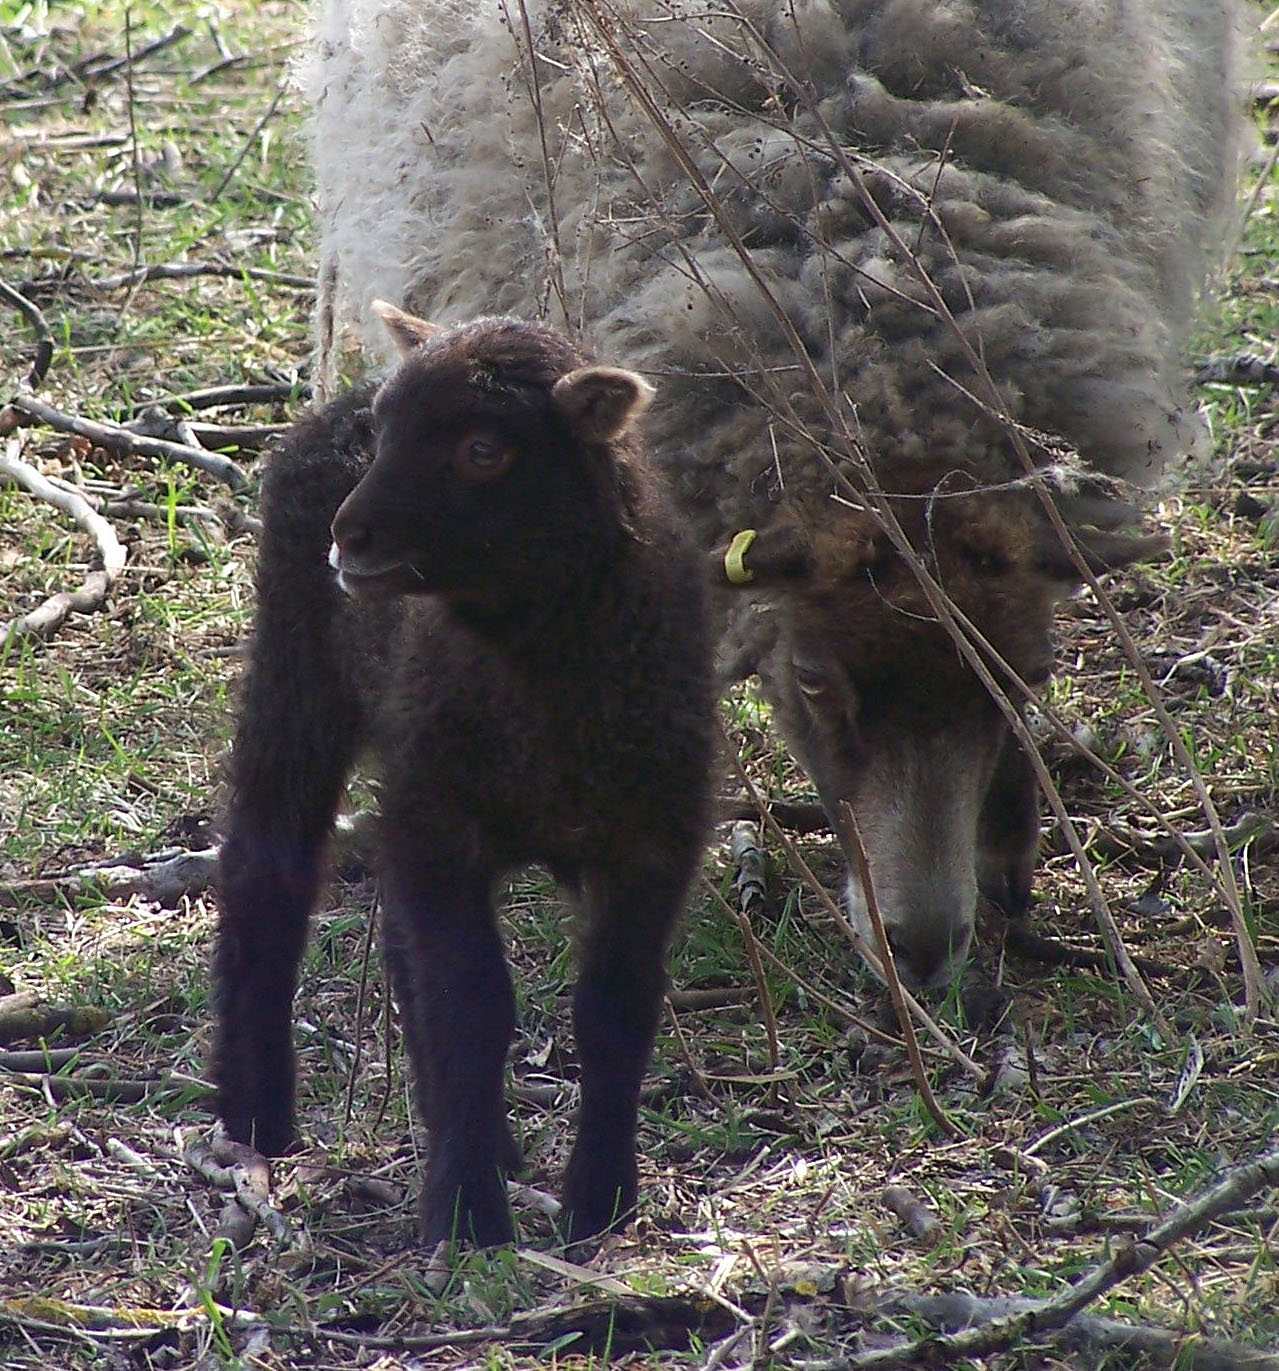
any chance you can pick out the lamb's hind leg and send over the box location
[380,820,517,1247]
[213,423,368,1156]
[214,624,362,1155]
[563,863,689,1243]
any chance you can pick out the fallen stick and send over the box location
[125,380,308,413]
[1087,811,1275,865]
[883,1185,943,1248]
[0,992,109,1044]
[3,1072,178,1104]
[0,1048,82,1072]
[5,394,247,489]
[871,1291,1279,1371]
[0,279,53,386]
[182,1131,301,1251]
[0,848,218,908]
[92,261,314,292]
[0,436,127,645]
[0,1293,263,1340]
[846,1145,1279,1368]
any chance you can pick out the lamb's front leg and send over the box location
[380,833,517,1247]
[563,863,689,1243]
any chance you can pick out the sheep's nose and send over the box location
[885,922,969,990]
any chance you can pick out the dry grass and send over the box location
[1,3,1277,1368]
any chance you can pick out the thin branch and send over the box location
[124,380,309,413]
[847,1146,1279,1367]
[92,261,314,292]
[838,801,957,1139]
[4,394,247,489]
[703,871,782,1085]
[209,80,287,203]
[0,279,53,386]
[724,736,986,1085]
[0,437,127,646]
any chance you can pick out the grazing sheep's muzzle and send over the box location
[844,872,975,991]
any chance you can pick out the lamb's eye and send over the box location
[453,434,515,482]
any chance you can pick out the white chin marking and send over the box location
[327,541,341,570]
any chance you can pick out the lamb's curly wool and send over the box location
[307,0,1237,531]
[304,0,1240,988]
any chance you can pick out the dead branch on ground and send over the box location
[4,393,247,489]
[0,279,53,386]
[845,1144,1279,1367]
[0,991,109,1044]
[0,435,127,645]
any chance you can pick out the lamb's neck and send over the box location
[444,542,633,660]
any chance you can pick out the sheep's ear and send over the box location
[552,366,655,443]
[1035,524,1168,584]
[711,523,812,588]
[371,299,442,357]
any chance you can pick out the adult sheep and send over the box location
[305,0,1240,988]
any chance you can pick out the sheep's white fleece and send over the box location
[305,0,1238,540]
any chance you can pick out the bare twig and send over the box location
[0,991,109,1043]
[838,801,957,1139]
[4,394,247,488]
[883,1185,943,1248]
[709,837,782,1082]
[724,738,986,1085]
[0,437,127,645]
[343,898,380,1128]
[93,261,314,292]
[181,1130,301,1251]
[3,1072,188,1104]
[209,80,287,202]
[0,848,218,908]
[872,1290,1279,1371]
[0,279,53,386]
[847,1145,1279,1366]
[718,798,830,834]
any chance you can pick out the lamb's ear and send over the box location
[1036,524,1169,584]
[552,366,655,443]
[370,299,442,358]
[711,523,813,589]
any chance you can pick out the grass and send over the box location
[1,2,1278,1369]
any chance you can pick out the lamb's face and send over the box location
[724,487,1151,989]
[327,313,652,602]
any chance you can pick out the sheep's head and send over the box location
[329,305,653,604]
[717,478,1162,989]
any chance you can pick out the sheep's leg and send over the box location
[380,838,517,1247]
[977,726,1039,919]
[563,864,686,1243]
[213,647,361,1157]
[213,431,367,1157]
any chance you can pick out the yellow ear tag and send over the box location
[724,528,758,585]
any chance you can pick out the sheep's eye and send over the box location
[793,664,828,699]
[453,434,515,483]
